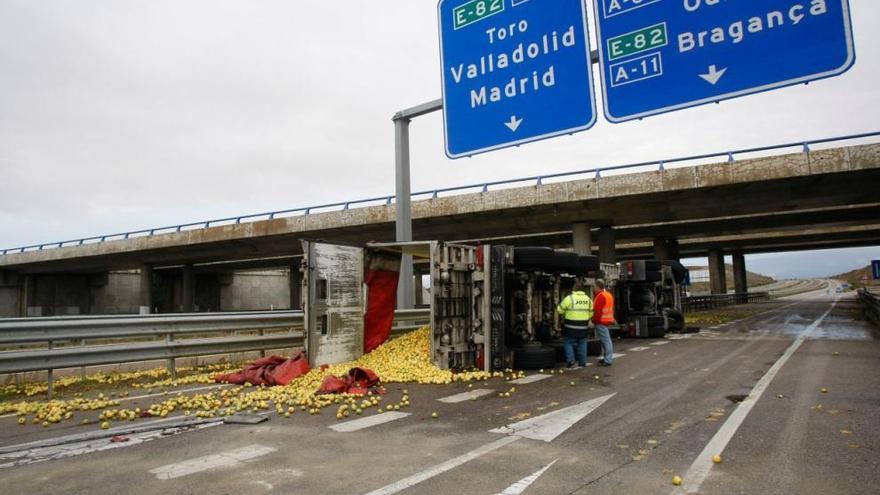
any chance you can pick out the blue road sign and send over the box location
[593,0,856,122]
[438,0,596,158]
[872,260,880,280]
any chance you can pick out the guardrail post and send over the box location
[79,339,87,381]
[47,339,54,400]
[166,333,177,380]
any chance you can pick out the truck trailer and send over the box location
[300,240,687,372]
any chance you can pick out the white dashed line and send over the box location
[651,341,670,346]
[437,389,495,403]
[328,411,410,432]
[628,346,651,352]
[510,374,552,385]
[149,444,276,480]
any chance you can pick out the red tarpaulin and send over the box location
[318,367,381,395]
[214,351,310,386]
[363,251,401,353]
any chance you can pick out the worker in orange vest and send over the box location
[592,279,616,366]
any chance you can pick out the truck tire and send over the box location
[513,247,555,271]
[667,310,685,332]
[644,261,662,271]
[588,340,603,356]
[645,271,662,282]
[577,255,600,272]
[552,251,581,272]
[548,340,566,363]
[513,345,558,370]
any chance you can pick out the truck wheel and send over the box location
[513,247,555,271]
[513,345,558,370]
[547,341,567,363]
[667,310,685,332]
[645,271,663,282]
[578,255,600,272]
[587,341,603,356]
[551,251,581,272]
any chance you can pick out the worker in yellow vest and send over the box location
[557,279,594,369]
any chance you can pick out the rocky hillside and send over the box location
[832,265,878,288]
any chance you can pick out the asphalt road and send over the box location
[1,284,877,495]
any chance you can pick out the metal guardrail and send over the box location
[858,289,880,326]
[3,131,879,255]
[0,309,431,397]
[683,292,772,312]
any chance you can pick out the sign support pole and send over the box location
[392,99,442,309]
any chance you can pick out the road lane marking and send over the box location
[672,296,839,495]
[363,436,521,495]
[612,353,626,358]
[497,459,558,495]
[628,346,651,352]
[149,444,276,480]
[363,394,614,495]
[437,388,495,403]
[510,374,551,385]
[651,341,670,346]
[329,411,410,432]
[491,393,616,442]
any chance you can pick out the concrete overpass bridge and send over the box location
[1,137,878,316]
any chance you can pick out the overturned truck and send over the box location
[301,241,687,372]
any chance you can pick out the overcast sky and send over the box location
[1,1,878,279]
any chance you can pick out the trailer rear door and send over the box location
[302,241,365,367]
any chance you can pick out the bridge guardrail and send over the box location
[3,131,879,255]
[858,289,880,326]
[683,292,772,312]
[0,309,431,398]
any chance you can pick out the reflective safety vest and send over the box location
[557,291,594,329]
[593,290,616,325]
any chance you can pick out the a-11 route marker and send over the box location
[438,0,596,158]
[593,0,856,122]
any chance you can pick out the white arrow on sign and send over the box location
[699,65,727,85]
[505,115,523,132]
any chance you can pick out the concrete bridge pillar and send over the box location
[708,249,727,295]
[667,238,681,261]
[139,264,154,314]
[181,264,195,313]
[653,237,670,261]
[289,263,302,310]
[0,270,22,318]
[572,223,593,256]
[732,251,748,302]
[24,274,41,317]
[598,226,616,264]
